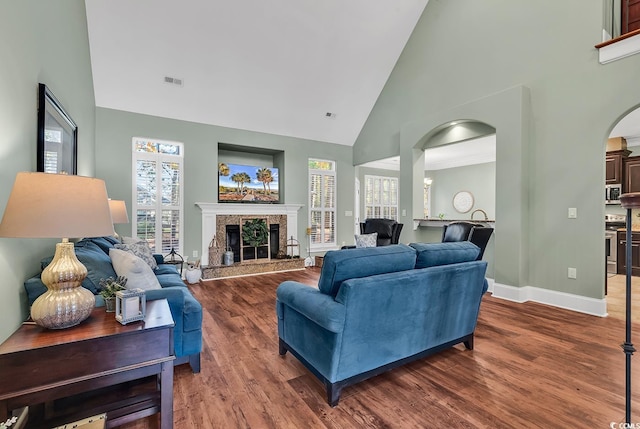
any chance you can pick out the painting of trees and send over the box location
[231,172,251,194]
[256,167,274,195]
[218,163,279,202]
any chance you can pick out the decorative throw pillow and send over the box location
[115,241,158,270]
[109,248,162,291]
[355,232,378,248]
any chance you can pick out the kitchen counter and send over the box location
[413,218,495,230]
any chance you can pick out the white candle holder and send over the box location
[115,289,146,325]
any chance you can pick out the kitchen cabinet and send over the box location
[606,150,630,184]
[617,230,640,276]
[625,156,640,193]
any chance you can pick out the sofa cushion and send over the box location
[409,242,480,269]
[318,244,417,298]
[109,248,162,291]
[39,241,118,294]
[154,264,180,276]
[355,233,377,248]
[84,236,119,255]
[156,272,187,288]
[115,241,158,270]
[74,241,120,293]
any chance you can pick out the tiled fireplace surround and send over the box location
[196,203,304,278]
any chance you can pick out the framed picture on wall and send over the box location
[37,83,77,175]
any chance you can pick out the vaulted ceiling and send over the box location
[85,0,429,146]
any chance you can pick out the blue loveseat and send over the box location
[276,242,488,406]
[24,236,203,373]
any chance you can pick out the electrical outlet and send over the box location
[568,267,577,279]
[192,250,198,258]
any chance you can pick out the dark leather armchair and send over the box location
[360,218,403,246]
[442,221,493,260]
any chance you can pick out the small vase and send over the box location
[223,250,234,266]
[105,297,116,313]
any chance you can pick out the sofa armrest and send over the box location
[145,287,187,310]
[276,281,345,333]
[144,286,203,358]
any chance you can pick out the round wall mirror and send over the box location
[453,191,474,213]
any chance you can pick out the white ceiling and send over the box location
[85,0,429,146]
[361,134,497,171]
[611,107,640,145]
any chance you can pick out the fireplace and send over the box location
[196,203,303,267]
[221,217,283,264]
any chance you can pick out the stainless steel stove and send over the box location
[606,214,626,274]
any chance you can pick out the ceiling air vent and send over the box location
[164,76,184,87]
[325,112,337,119]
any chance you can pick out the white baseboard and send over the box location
[488,279,607,317]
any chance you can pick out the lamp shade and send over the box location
[108,199,129,224]
[0,172,114,239]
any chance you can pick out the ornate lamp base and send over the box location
[31,240,95,329]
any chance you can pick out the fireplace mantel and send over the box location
[196,203,303,266]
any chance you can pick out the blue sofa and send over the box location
[276,242,488,406]
[24,236,203,373]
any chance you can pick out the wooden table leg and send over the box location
[0,400,8,422]
[159,361,174,429]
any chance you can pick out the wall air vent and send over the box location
[164,76,184,86]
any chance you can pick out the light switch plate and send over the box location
[568,267,577,279]
[568,208,577,219]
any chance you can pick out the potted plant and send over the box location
[99,276,128,312]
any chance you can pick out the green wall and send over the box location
[355,0,640,299]
[422,162,496,278]
[95,108,354,260]
[0,0,96,341]
[428,162,496,221]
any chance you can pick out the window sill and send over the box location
[595,29,640,64]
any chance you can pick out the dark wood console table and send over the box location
[0,299,175,428]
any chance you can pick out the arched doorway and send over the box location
[399,85,530,294]
[418,121,497,277]
[605,104,640,321]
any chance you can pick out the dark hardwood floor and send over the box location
[121,268,638,428]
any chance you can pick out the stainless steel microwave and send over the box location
[606,184,622,204]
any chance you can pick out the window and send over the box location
[132,138,184,255]
[43,129,62,174]
[423,178,432,218]
[309,159,336,250]
[364,175,398,220]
